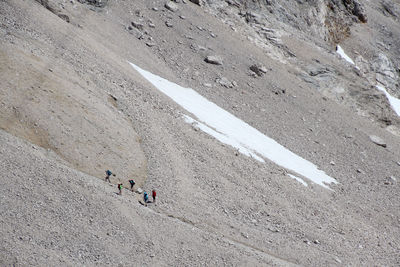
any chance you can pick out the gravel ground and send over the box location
[1,0,400,266]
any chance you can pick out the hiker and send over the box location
[152,190,156,204]
[129,179,135,191]
[105,170,115,183]
[143,192,149,203]
[118,183,123,195]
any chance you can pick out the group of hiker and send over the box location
[106,170,156,205]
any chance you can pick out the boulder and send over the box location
[216,77,233,88]
[369,135,387,148]
[165,1,179,12]
[250,64,268,76]
[245,12,263,24]
[136,188,144,194]
[189,0,203,6]
[58,14,70,23]
[205,55,223,65]
[78,0,108,8]
[131,21,144,30]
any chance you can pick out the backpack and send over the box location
[106,170,112,176]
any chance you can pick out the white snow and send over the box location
[336,45,355,66]
[288,174,308,187]
[129,62,338,190]
[376,85,400,116]
[183,115,265,162]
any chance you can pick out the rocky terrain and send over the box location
[1,0,400,266]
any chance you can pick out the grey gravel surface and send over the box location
[1,0,400,266]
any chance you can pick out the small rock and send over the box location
[303,240,311,245]
[250,64,268,76]
[146,42,156,47]
[179,15,186,19]
[165,21,173,27]
[148,23,155,28]
[226,0,240,7]
[58,14,70,23]
[131,21,144,30]
[205,55,223,65]
[313,240,320,244]
[191,122,200,131]
[396,162,400,166]
[216,77,233,88]
[384,176,397,185]
[136,188,143,194]
[203,83,212,87]
[247,11,264,24]
[109,94,117,101]
[356,169,363,174]
[335,257,342,263]
[330,161,335,166]
[152,7,159,11]
[241,232,249,239]
[165,2,178,12]
[189,0,203,5]
[369,135,387,148]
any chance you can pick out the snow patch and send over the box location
[336,45,355,66]
[288,174,308,187]
[129,62,338,190]
[183,115,265,162]
[376,85,400,116]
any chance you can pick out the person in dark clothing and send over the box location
[143,192,149,203]
[129,180,135,191]
[118,183,123,195]
[105,170,115,183]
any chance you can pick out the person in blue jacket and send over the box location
[143,192,149,203]
[105,170,115,182]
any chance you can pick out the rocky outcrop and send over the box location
[342,0,367,23]
[372,54,400,93]
[77,0,108,8]
[381,0,400,18]
[35,0,70,22]
[189,0,204,6]
[220,0,367,44]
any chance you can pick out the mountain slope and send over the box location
[1,0,399,266]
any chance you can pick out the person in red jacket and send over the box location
[152,190,156,204]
